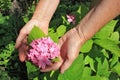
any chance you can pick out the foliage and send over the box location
[0,0,11,14]
[0,0,120,80]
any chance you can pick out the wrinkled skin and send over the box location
[40,28,85,73]
[15,19,49,62]
[15,0,120,74]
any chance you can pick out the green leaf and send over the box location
[109,72,120,80]
[109,32,120,44]
[94,20,118,39]
[26,61,38,73]
[58,54,84,80]
[101,49,109,58]
[28,26,46,44]
[109,32,119,41]
[112,62,120,76]
[81,76,106,80]
[81,3,89,19]
[33,77,39,80]
[96,58,110,77]
[94,39,120,57]
[82,67,92,77]
[57,25,66,37]
[61,15,69,25]
[51,57,60,62]
[81,39,93,53]
[85,55,96,72]
[48,32,59,43]
[110,55,119,68]
[26,61,39,79]
[23,17,29,23]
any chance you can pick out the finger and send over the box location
[15,29,27,48]
[58,36,66,48]
[18,44,27,62]
[60,58,74,74]
[40,62,62,72]
[41,56,63,72]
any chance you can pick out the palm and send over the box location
[59,28,83,73]
[40,28,85,73]
[15,19,49,62]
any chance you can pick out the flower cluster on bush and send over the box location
[27,37,60,69]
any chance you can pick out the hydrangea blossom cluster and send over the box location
[66,14,76,24]
[27,37,60,69]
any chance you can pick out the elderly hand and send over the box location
[15,19,49,62]
[40,27,86,73]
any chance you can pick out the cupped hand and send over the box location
[40,27,86,73]
[15,19,49,62]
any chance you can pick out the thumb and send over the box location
[15,30,27,48]
[60,58,74,74]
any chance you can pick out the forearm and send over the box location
[77,0,120,41]
[32,0,60,23]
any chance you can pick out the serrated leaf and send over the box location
[57,25,66,37]
[28,26,46,44]
[94,20,118,39]
[94,39,120,57]
[81,39,93,53]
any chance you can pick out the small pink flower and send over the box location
[66,14,76,24]
[27,37,60,69]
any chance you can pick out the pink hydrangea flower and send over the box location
[66,14,76,24]
[27,37,60,69]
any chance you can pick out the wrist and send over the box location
[29,18,49,34]
[30,18,49,26]
[74,27,87,46]
[31,16,50,24]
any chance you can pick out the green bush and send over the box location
[0,0,120,80]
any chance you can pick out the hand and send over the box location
[15,19,49,62]
[41,27,86,73]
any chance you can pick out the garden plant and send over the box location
[0,0,120,80]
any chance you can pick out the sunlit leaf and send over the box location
[110,55,119,68]
[81,39,93,53]
[82,67,92,77]
[94,20,118,39]
[101,49,109,58]
[28,26,46,44]
[96,58,110,77]
[48,32,59,43]
[57,25,66,37]
[85,55,96,72]
[109,32,120,44]
[94,39,120,57]
[112,62,120,76]
[58,54,84,80]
